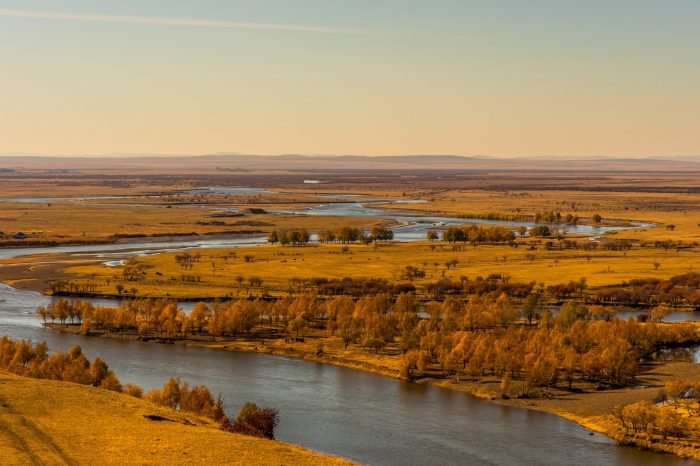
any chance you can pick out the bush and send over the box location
[221,402,279,439]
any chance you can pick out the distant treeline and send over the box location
[594,272,700,306]
[456,210,594,225]
[438,225,516,244]
[267,226,394,245]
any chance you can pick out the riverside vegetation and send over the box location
[38,290,700,459]
[0,372,349,466]
[0,336,285,442]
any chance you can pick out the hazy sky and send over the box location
[1,1,698,157]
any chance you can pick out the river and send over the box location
[0,283,693,465]
[2,189,651,244]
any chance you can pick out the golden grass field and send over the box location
[53,240,700,299]
[0,201,384,245]
[368,188,700,244]
[0,372,351,466]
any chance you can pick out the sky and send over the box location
[0,1,698,157]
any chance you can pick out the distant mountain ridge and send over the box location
[0,153,699,172]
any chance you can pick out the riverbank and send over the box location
[44,323,700,461]
[0,372,352,465]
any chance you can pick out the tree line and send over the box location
[439,225,516,244]
[594,272,700,306]
[268,226,395,246]
[41,292,698,398]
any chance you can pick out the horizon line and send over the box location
[1,153,699,160]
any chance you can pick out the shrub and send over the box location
[221,402,279,439]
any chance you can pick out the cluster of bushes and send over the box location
[221,402,279,439]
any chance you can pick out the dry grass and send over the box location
[0,201,383,245]
[57,240,700,299]
[370,188,700,243]
[0,372,351,466]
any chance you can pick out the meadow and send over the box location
[53,240,699,300]
[0,372,350,465]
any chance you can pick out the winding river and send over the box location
[0,189,692,465]
[0,283,694,465]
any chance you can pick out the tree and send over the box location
[267,230,278,245]
[556,302,589,328]
[189,302,212,332]
[664,380,689,408]
[591,213,602,224]
[657,409,688,440]
[278,230,290,246]
[621,401,655,434]
[426,229,439,241]
[528,225,551,237]
[521,293,540,325]
[89,357,110,387]
[400,350,420,380]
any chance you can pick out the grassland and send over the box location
[3,169,700,461]
[0,201,384,246]
[40,240,698,300]
[0,372,351,466]
[368,188,700,244]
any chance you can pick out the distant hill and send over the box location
[1,153,699,172]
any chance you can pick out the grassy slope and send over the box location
[0,373,351,466]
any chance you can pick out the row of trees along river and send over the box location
[39,293,698,396]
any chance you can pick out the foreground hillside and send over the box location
[0,373,350,466]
